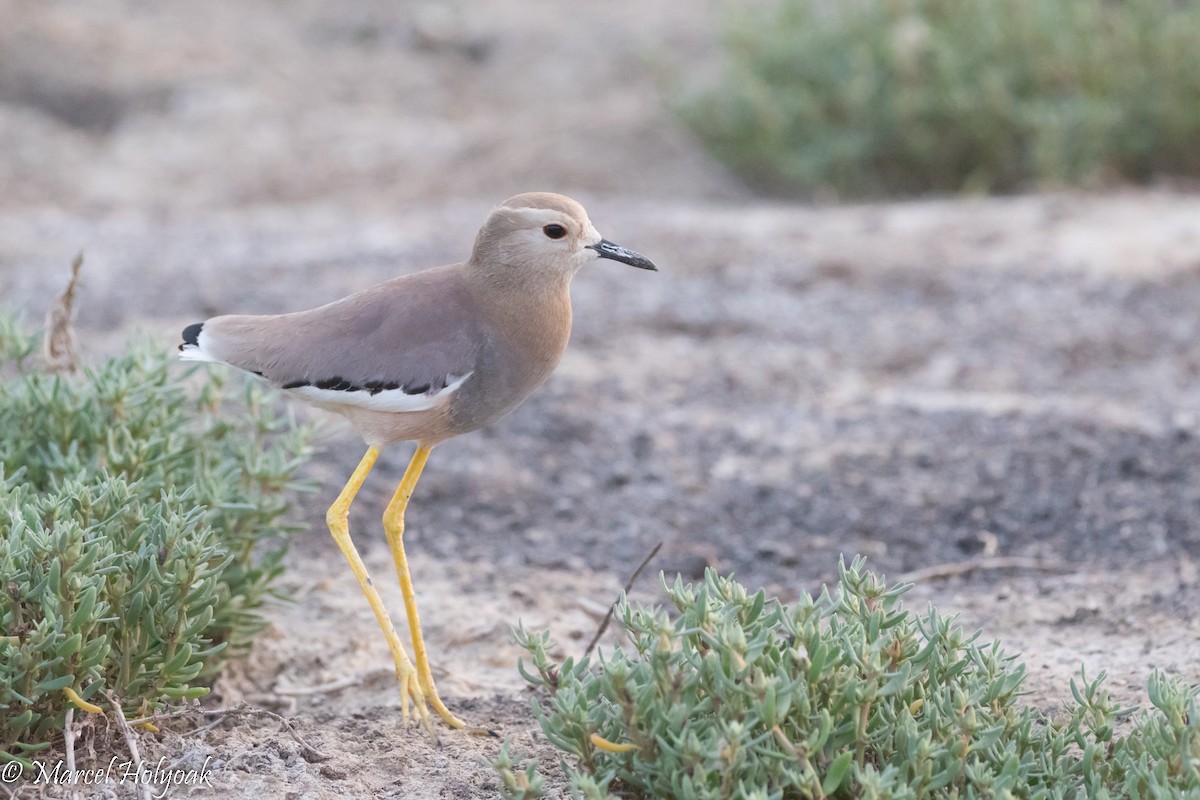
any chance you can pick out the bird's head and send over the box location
[470,192,657,284]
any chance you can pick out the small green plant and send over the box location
[507,558,1200,798]
[680,0,1200,197]
[494,740,548,800]
[0,316,314,766]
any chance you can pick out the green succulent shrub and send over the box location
[502,558,1200,799]
[680,0,1200,197]
[0,316,313,766]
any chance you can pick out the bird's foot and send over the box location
[393,658,438,740]
[417,673,497,737]
[395,661,496,738]
[431,704,495,738]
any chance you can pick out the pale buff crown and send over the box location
[467,192,604,287]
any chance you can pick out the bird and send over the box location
[178,192,656,733]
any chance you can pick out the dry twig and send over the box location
[271,670,390,697]
[42,253,83,373]
[898,556,1075,583]
[106,692,152,800]
[63,707,79,800]
[584,541,663,656]
[130,703,330,762]
[123,703,203,727]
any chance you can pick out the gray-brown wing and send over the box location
[183,265,483,406]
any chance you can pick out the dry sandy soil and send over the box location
[3,0,1200,797]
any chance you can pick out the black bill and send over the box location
[587,239,658,271]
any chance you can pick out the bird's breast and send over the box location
[448,290,572,433]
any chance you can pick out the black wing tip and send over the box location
[280,377,437,396]
[180,322,204,350]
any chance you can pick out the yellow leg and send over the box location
[383,443,474,731]
[326,446,432,733]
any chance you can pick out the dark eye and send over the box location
[543,224,567,239]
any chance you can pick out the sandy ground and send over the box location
[3,0,1200,797]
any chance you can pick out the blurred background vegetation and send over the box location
[681,0,1200,197]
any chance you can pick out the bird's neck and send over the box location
[468,268,574,362]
